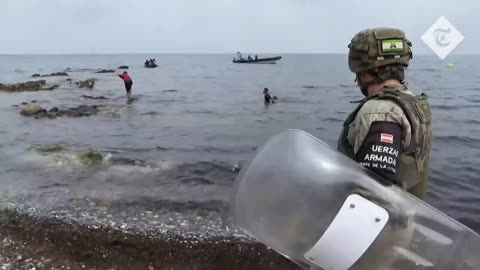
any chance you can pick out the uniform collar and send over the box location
[379,83,408,93]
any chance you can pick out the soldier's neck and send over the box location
[367,79,402,96]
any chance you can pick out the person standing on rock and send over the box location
[118,71,133,99]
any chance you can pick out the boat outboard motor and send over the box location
[230,129,480,270]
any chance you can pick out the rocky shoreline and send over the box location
[1,66,126,93]
[0,78,97,92]
[18,102,101,119]
[0,64,136,94]
[32,72,69,77]
[0,208,300,270]
[0,80,59,92]
[0,65,304,270]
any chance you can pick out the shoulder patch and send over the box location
[355,121,403,184]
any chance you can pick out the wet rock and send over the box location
[33,113,47,119]
[20,104,44,116]
[79,104,97,111]
[75,79,96,89]
[0,80,47,92]
[39,84,60,91]
[52,72,69,76]
[62,110,82,117]
[33,72,69,77]
[19,103,99,119]
[65,105,99,117]
[32,144,66,154]
[40,72,69,77]
[95,69,115,73]
[77,151,103,165]
[118,65,129,69]
[46,112,57,119]
[66,78,73,82]
[80,95,108,100]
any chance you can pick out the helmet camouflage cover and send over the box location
[348,27,413,73]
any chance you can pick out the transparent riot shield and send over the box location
[230,129,480,270]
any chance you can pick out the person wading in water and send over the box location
[117,71,133,100]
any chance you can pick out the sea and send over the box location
[0,53,479,248]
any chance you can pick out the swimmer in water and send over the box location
[263,88,272,104]
[263,88,277,104]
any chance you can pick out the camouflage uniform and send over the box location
[337,28,433,199]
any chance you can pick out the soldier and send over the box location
[337,27,433,200]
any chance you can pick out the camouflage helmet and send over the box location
[348,27,413,74]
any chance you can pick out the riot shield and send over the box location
[230,129,480,270]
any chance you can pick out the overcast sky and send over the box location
[0,0,478,54]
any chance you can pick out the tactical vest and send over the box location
[337,86,432,193]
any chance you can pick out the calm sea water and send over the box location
[0,54,479,233]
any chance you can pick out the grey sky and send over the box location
[1,0,478,54]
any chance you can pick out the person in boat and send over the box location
[145,59,150,65]
[118,71,133,100]
[337,27,432,200]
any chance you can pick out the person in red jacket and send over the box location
[118,71,133,99]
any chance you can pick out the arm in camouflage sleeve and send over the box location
[352,100,411,186]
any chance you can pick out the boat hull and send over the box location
[232,56,282,64]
